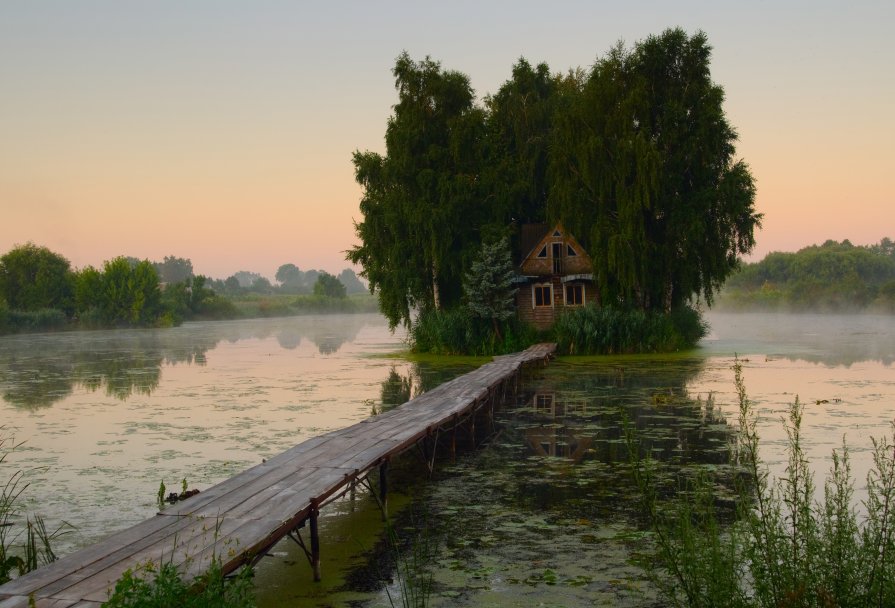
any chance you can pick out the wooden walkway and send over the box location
[0,343,555,607]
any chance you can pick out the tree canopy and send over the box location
[350,29,760,328]
[0,243,74,313]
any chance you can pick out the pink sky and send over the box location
[1,2,892,279]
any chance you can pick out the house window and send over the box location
[535,393,554,413]
[536,245,547,258]
[533,284,552,307]
[552,243,563,274]
[565,284,584,306]
[567,244,577,257]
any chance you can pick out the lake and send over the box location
[1,311,894,606]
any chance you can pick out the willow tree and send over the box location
[483,58,558,228]
[550,28,761,310]
[349,53,486,328]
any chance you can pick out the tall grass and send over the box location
[629,361,895,607]
[553,304,707,354]
[1,430,70,585]
[410,307,541,355]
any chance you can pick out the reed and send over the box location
[629,361,895,607]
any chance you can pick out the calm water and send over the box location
[1,311,894,606]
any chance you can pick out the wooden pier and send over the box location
[0,343,555,607]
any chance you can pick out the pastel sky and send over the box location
[1,1,892,280]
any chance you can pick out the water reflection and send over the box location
[703,312,895,366]
[408,358,738,606]
[0,315,371,409]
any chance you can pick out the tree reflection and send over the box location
[0,315,381,408]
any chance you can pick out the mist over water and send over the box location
[1,311,893,606]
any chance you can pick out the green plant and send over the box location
[1,430,71,584]
[382,510,436,608]
[102,556,254,608]
[629,360,895,608]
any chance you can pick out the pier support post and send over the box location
[309,505,321,582]
[379,459,389,520]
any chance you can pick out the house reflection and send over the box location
[525,392,592,462]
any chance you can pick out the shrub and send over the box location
[2,308,68,333]
[409,307,540,355]
[102,558,254,608]
[552,304,706,354]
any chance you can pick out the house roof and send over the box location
[519,223,551,262]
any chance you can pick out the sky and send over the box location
[1,1,892,280]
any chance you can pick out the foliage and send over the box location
[313,272,347,299]
[463,237,517,339]
[409,307,540,355]
[550,29,760,310]
[630,361,895,608]
[1,430,70,584]
[0,243,74,314]
[720,238,895,312]
[552,304,707,354]
[161,276,231,322]
[102,558,254,608]
[338,269,367,295]
[348,52,488,328]
[351,30,760,329]
[152,256,193,284]
[92,257,164,327]
[0,308,68,333]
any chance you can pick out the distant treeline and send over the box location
[718,238,895,312]
[0,244,374,334]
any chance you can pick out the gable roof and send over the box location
[519,223,551,262]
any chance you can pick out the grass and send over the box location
[629,360,895,607]
[0,429,71,585]
[101,556,254,608]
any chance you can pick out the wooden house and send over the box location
[515,223,598,329]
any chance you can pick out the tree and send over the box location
[348,52,487,328]
[153,256,193,284]
[463,238,517,339]
[97,257,163,326]
[484,58,558,228]
[0,243,74,314]
[338,269,367,295]
[232,271,263,289]
[313,272,347,298]
[550,29,760,311]
[275,263,304,292]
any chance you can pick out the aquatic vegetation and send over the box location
[552,304,707,354]
[630,361,895,608]
[0,430,71,584]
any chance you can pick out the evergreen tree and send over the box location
[464,238,517,339]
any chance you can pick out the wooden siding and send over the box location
[516,278,597,330]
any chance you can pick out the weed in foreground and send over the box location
[629,360,895,608]
[1,430,71,585]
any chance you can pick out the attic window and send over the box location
[553,230,561,237]
[567,244,578,257]
[536,245,547,258]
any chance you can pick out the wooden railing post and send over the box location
[379,459,389,521]
[309,504,321,581]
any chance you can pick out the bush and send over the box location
[102,558,253,608]
[409,307,540,355]
[1,308,68,333]
[552,304,707,354]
